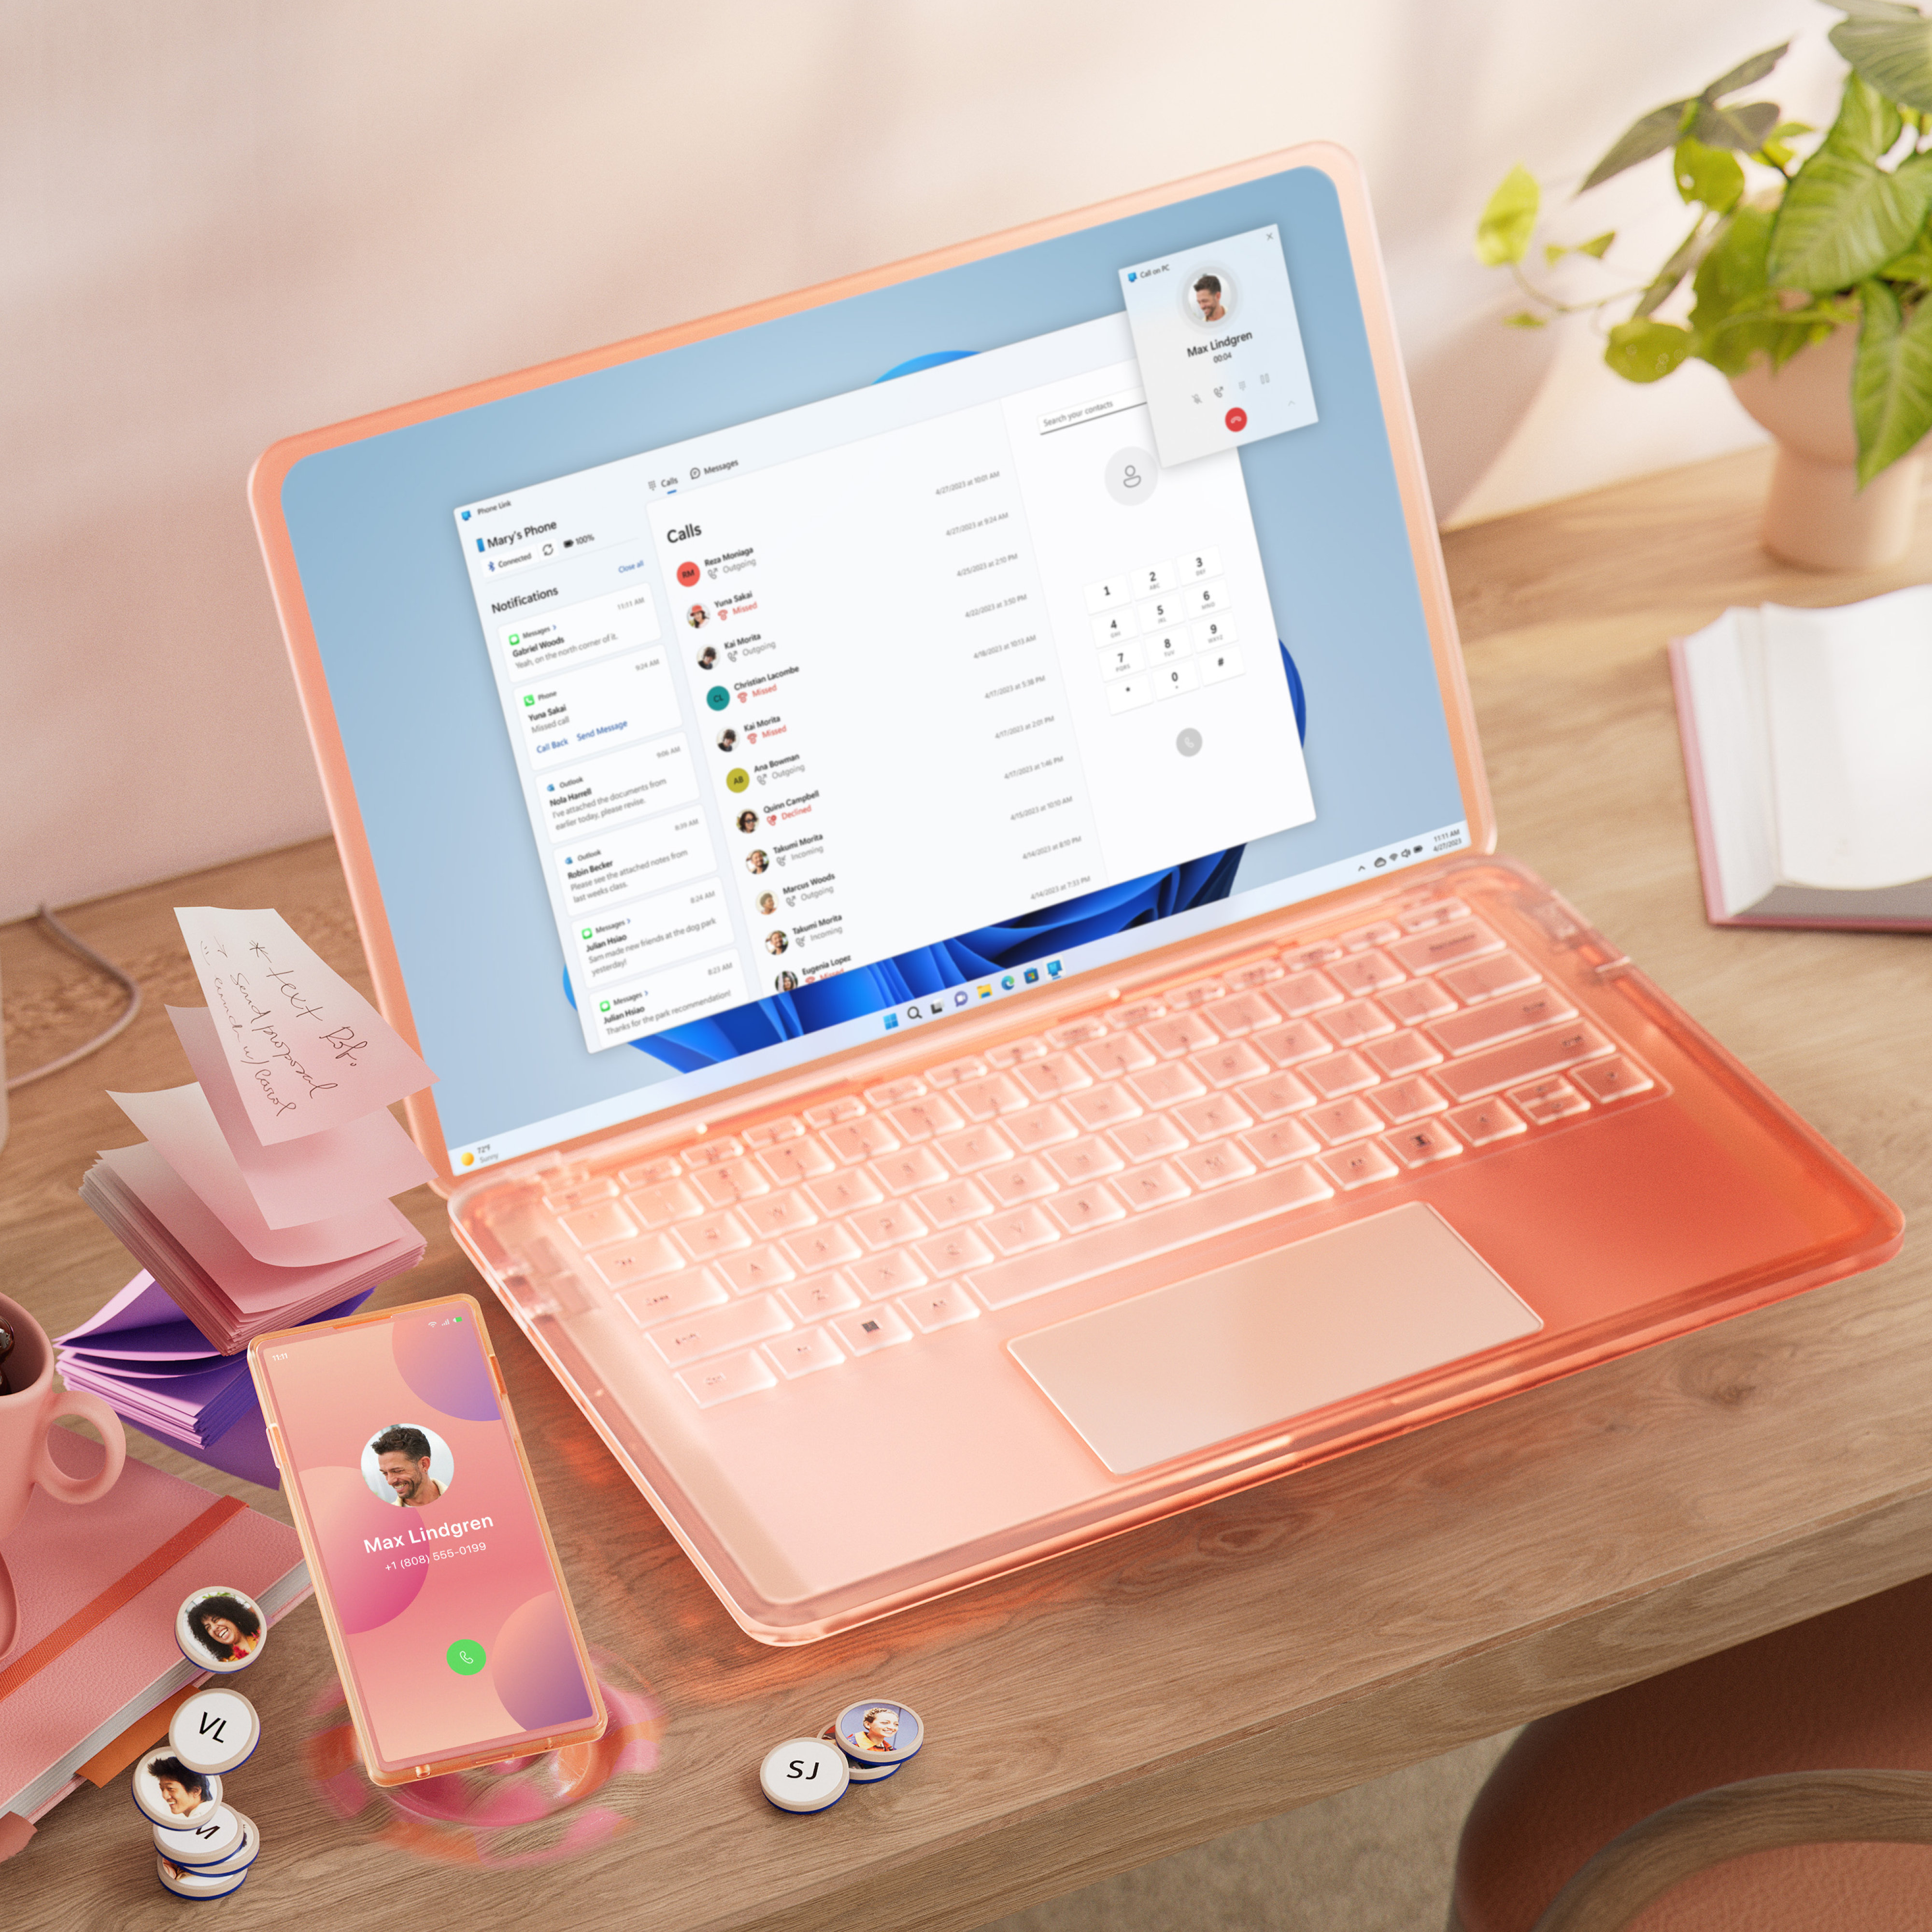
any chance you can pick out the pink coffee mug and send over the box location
[0,1291,127,1662]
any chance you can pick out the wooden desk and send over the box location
[9,448,1930,1932]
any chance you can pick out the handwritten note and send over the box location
[175,907,436,1146]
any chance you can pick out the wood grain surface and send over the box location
[6,446,1929,1932]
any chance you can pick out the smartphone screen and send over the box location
[250,1295,605,1782]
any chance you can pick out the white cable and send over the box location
[4,904,144,1091]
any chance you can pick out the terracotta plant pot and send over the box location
[1729,324,1924,570]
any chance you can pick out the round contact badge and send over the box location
[131,1747,223,1828]
[174,1584,266,1674]
[154,1803,244,1868]
[759,1736,850,1813]
[822,1722,898,1782]
[193,1809,261,1877]
[156,1851,248,1900]
[833,1697,923,1766]
[169,1687,261,1775]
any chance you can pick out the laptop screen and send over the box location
[272,156,1472,1174]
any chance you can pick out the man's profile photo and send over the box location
[736,809,759,835]
[1193,273,1226,323]
[686,602,709,630]
[756,891,776,916]
[696,643,716,669]
[746,848,769,874]
[137,1752,216,1824]
[765,930,789,955]
[716,726,737,753]
[363,1421,452,1508]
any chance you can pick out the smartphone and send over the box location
[249,1293,606,1784]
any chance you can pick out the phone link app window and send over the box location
[1119,226,1319,468]
[275,1313,594,1764]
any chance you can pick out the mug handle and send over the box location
[34,1391,128,1505]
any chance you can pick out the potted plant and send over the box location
[1478,3,1932,569]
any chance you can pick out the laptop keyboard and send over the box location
[544,898,1656,1409]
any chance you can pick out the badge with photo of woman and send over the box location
[174,1585,266,1674]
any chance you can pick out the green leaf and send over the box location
[1674,135,1745,211]
[1476,164,1539,265]
[1577,230,1617,258]
[1756,119,1814,169]
[1505,312,1548,328]
[1605,319,1694,381]
[1700,42,1790,100]
[1851,277,1932,481]
[1634,218,1708,317]
[1767,74,1932,289]
[1691,99,1783,152]
[1880,225,1932,279]
[1581,100,1693,192]
[1831,8,1932,117]
[1689,204,1839,372]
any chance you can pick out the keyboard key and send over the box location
[971,1164,1332,1309]
[1177,1140,1256,1189]
[987,1037,1051,1065]
[1307,1096,1383,1144]
[983,1157,1058,1204]
[627,1179,705,1228]
[851,1250,929,1300]
[676,1350,777,1408]
[944,1077,1021,1123]
[1112,1161,1191,1210]
[1283,941,1345,969]
[1108,1116,1190,1163]
[1206,991,1278,1036]
[914,1226,994,1275]
[1109,998,1166,1029]
[1050,1184,1128,1233]
[886,1095,964,1142]
[1235,1072,1316,1119]
[740,1191,820,1238]
[852,1202,928,1250]
[914,1179,994,1228]
[1018,1052,1093,1099]
[1048,1136,1125,1182]
[865,1078,927,1107]
[1391,920,1505,975]
[1440,950,1541,1004]
[824,1118,901,1163]
[1433,1022,1611,1102]
[1225,959,1285,988]
[673,1210,753,1259]
[872,1146,948,1194]
[649,1294,791,1365]
[692,1157,770,1207]
[1047,1018,1109,1047]
[1399,897,1470,931]
[1175,1093,1253,1140]
[1447,1099,1527,1146]
[1369,1077,1448,1124]
[1510,1077,1591,1123]
[615,1271,727,1325]
[783,1223,863,1272]
[1303,1051,1378,1097]
[936,1124,1016,1171]
[1004,1105,1079,1152]
[1143,1012,1219,1057]
[589,1233,684,1286]
[1339,921,1403,950]
[1319,1140,1400,1190]
[1253,1021,1330,1066]
[560,1201,637,1249]
[1066,1083,1143,1130]
[1318,999,1396,1048]
[717,1245,797,1293]
[742,1116,806,1147]
[834,1307,912,1355]
[1572,1055,1654,1104]
[805,1169,883,1216]
[1380,980,1457,1026]
[782,1274,860,1321]
[985,1205,1060,1255]
[1129,1062,1208,1108]
[544,1176,617,1210]
[926,1055,988,1088]
[617,1158,681,1188]
[803,1096,865,1126]
[755,1139,836,1186]
[1240,1119,1321,1166]
[1078,1033,1157,1079]
[1329,951,1405,996]
[900,1284,981,1333]
[1365,1031,1443,1078]
[1269,970,1343,1017]
[1430,987,1578,1055]
[1383,1122,1463,1167]
[1192,1040,1268,1087]
[1169,978,1227,1008]
[681,1137,745,1167]
[765,1328,845,1379]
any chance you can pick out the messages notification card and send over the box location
[1119,226,1319,468]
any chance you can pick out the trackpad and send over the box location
[1007,1203,1541,1475]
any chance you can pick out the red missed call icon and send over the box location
[676,560,701,587]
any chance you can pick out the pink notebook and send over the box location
[0,1430,309,1855]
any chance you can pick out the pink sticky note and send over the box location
[108,1084,418,1266]
[175,907,436,1145]
[168,1007,434,1226]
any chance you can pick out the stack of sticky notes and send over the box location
[79,907,438,1356]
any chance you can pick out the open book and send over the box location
[1671,588,1932,929]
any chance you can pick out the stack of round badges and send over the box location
[137,1586,269,1897]
[759,1698,925,1814]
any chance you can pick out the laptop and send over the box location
[251,144,1901,1645]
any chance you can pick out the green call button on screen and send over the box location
[446,1639,487,1676]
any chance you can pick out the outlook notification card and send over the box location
[1118,226,1319,468]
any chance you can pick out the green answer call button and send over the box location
[446,1639,487,1676]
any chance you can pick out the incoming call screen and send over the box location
[262,1306,596,1768]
